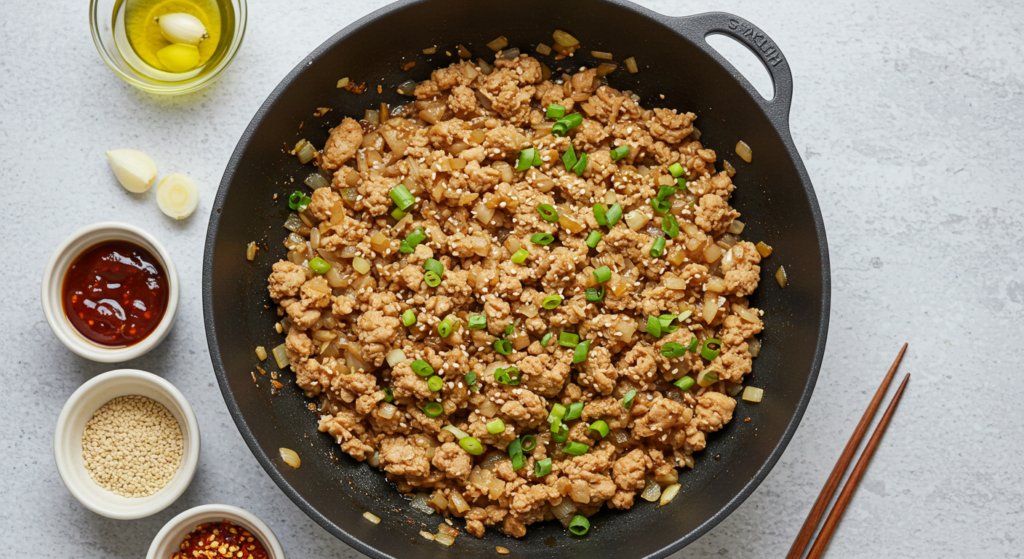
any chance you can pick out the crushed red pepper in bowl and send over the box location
[170,520,269,559]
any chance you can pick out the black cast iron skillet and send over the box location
[203,1,830,557]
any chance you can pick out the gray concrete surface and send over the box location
[2,0,1022,557]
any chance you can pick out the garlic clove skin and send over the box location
[156,174,200,220]
[156,13,208,46]
[105,149,158,193]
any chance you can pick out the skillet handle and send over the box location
[669,12,794,128]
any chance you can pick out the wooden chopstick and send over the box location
[805,372,911,559]
[785,343,908,559]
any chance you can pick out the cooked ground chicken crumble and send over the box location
[267,53,764,538]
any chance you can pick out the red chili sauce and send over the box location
[171,520,270,559]
[61,240,168,347]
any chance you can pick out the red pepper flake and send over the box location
[171,520,270,559]
[344,81,367,94]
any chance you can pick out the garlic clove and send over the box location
[156,13,208,46]
[105,149,158,193]
[156,174,200,220]
[156,44,200,72]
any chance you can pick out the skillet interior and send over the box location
[203,1,829,557]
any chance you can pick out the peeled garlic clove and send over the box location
[157,13,208,46]
[156,174,200,220]
[156,43,200,72]
[105,149,158,193]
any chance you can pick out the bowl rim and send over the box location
[202,1,831,557]
[41,221,180,363]
[146,504,286,559]
[53,368,201,519]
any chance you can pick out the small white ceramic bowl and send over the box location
[41,221,180,362]
[54,369,200,519]
[148,504,285,559]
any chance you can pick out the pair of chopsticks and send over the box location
[786,343,910,559]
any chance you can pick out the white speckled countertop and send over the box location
[2,0,1022,556]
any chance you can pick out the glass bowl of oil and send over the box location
[90,0,246,94]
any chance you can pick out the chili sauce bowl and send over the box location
[147,504,285,559]
[41,222,180,362]
[54,369,201,519]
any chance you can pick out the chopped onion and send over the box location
[246,242,257,261]
[283,213,304,232]
[640,477,661,502]
[736,140,753,163]
[363,512,381,524]
[397,79,417,96]
[702,295,719,324]
[353,257,371,274]
[535,43,552,56]
[449,491,470,513]
[255,346,267,361]
[435,533,455,547]
[279,447,301,468]
[737,306,760,324]
[776,265,788,288]
[591,50,613,60]
[487,36,509,51]
[664,275,686,290]
[624,210,650,232]
[474,200,495,224]
[336,77,350,89]
[272,344,289,368]
[457,44,471,58]
[705,277,727,293]
[552,29,580,48]
[305,172,329,190]
[443,425,470,440]
[747,337,761,357]
[728,219,745,235]
[499,47,520,60]
[419,531,435,541]
[296,141,316,164]
[659,483,681,506]
[703,244,723,263]
[624,56,639,73]
[596,62,618,77]
[727,383,744,397]
[477,400,499,418]
[724,160,737,177]
[411,493,435,515]
[756,241,773,258]
[367,451,380,468]
[428,492,449,511]
[551,499,577,527]
[654,468,679,487]
[386,348,407,367]
[742,386,764,403]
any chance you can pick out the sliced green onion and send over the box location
[657,184,678,201]
[437,317,454,337]
[424,258,444,276]
[662,214,680,238]
[427,376,443,391]
[423,401,443,417]
[549,404,567,421]
[550,420,569,443]
[659,314,679,333]
[563,442,590,455]
[572,151,588,176]
[673,376,695,391]
[411,360,434,377]
[622,389,637,410]
[701,338,722,361]
[459,436,484,455]
[512,248,530,264]
[551,121,568,136]
[605,203,623,226]
[288,191,311,212]
[651,198,671,214]
[610,145,630,161]
[585,286,605,302]
[687,337,699,353]
[558,331,579,348]
[540,332,553,346]
[563,144,577,172]
[494,367,521,385]
[400,227,427,253]
[516,147,538,171]
[443,425,471,439]
[587,420,609,438]
[467,315,487,329]
[493,339,513,355]
[677,176,688,189]
[487,419,506,434]
[402,309,416,327]
[521,435,537,452]
[650,237,666,258]
[531,232,555,245]
[697,369,719,387]
[424,270,442,287]
[390,207,407,221]
[309,257,331,274]
[669,163,685,177]
[389,184,415,211]
[593,266,612,284]
[542,293,562,309]
[547,103,566,119]
[569,515,590,536]
[565,402,584,421]
[661,342,686,358]
[464,371,477,386]
[533,149,542,166]
[505,323,514,336]
[562,113,583,129]
[593,203,607,226]
[585,230,602,248]
[508,438,524,470]
[383,387,394,403]
[537,204,559,222]
[647,315,662,338]
[535,457,552,477]
[573,340,591,363]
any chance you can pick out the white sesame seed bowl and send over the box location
[147,504,285,559]
[53,369,201,520]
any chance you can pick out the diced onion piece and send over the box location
[737,306,761,324]
[536,42,552,55]
[296,141,316,164]
[742,386,764,403]
[659,483,681,506]
[438,524,459,538]
[559,213,585,234]
[363,512,381,524]
[596,62,618,77]
[246,242,257,261]
[728,219,745,235]
[487,36,509,51]
[379,402,398,420]
[419,531,435,541]
[449,491,470,513]
[611,319,636,342]
[703,244,723,263]
[305,172,329,190]
[370,231,390,253]
[667,247,686,266]
[552,29,580,47]
[279,447,301,468]
[736,140,753,163]
[255,346,267,361]
[702,296,719,324]
[353,257,371,275]
[697,368,720,387]
[337,77,350,89]
[477,400,499,418]
[474,200,495,224]
[551,498,577,526]
[411,493,435,515]
[756,241,773,258]
[442,425,471,440]
[776,266,788,288]
[436,533,456,547]
[705,277,727,293]
[664,275,687,290]
[591,50,613,60]
[727,383,744,397]
[272,344,289,368]
[723,160,737,177]
[428,492,448,511]
[640,477,662,502]
[386,348,407,367]
[624,56,639,73]
[624,210,650,231]
[156,174,200,220]
[748,337,761,357]
[367,451,380,468]
[456,44,471,58]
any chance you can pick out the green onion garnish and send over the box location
[585,286,604,302]
[563,442,590,455]
[657,184,677,201]
[542,293,562,309]
[573,340,591,364]
[521,435,537,452]
[512,248,530,264]
[508,438,524,470]
[550,420,569,443]
[565,402,584,421]
[531,232,555,245]
[669,163,685,177]
[389,184,416,211]
[662,214,680,238]
[537,204,559,222]
[486,419,506,434]
[467,315,486,329]
[535,457,552,477]
[516,147,538,171]
[402,309,416,327]
[547,103,566,119]
[701,338,722,361]
[587,420,609,438]
[610,145,630,161]
[651,198,671,214]
[677,176,688,189]
[288,191,311,212]
[568,515,590,536]
[661,342,686,358]
[572,152,588,176]
[533,148,542,166]
[585,230,602,248]
[411,360,434,377]
[563,144,577,171]
[659,314,679,333]
[494,367,521,386]
[493,339,512,355]
[424,258,444,276]
[309,257,331,274]
[423,401,443,417]
[464,371,477,386]
[505,323,514,336]
[540,332,553,346]
[391,207,407,221]
[437,317,453,337]
[593,266,612,284]
[459,436,484,455]
[549,404,567,422]
[383,387,394,403]
[563,113,583,129]
[558,331,579,348]
[400,227,427,253]
[622,389,637,410]
[424,270,442,287]
[650,237,666,258]
[427,375,443,391]
[551,121,568,136]
[687,337,699,353]
[593,203,608,226]
[647,315,662,338]
[673,376,695,391]
[605,203,623,226]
